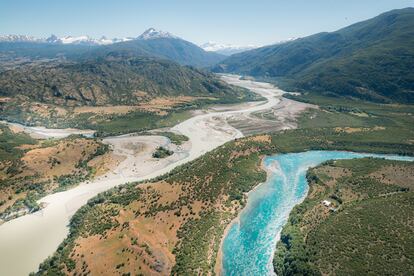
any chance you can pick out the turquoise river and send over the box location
[221,151,414,275]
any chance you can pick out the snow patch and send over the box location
[200,42,257,55]
[137,28,178,40]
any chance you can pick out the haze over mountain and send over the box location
[214,8,414,103]
[0,34,133,45]
[0,28,225,68]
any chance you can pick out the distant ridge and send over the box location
[0,28,225,67]
[0,28,178,45]
[0,33,133,45]
[200,42,257,56]
[214,8,414,103]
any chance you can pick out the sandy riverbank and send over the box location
[2,121,96,139]
[214,156,277,275]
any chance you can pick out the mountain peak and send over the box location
[200,41,257,55]
[46,34,59,43]
[138,28,177,40]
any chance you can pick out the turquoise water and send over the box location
[222,151,414,276]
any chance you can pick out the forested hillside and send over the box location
[214,8,414,103]
[0,57,245,106]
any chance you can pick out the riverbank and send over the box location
[219,151,414,275]
[214,156,273,275]
[274,157,414,275]
[0,126,112,223]
[0,75,304,275]
[1,121,95,139]
[32,123,414,275]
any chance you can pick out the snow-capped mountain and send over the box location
[45,35,135,45]
[0,35,42,43]
[59,35,102,45]
[50,35,134,45]
[0,28,177,46]
[137,28,177,40]
[0,34,134,46]
[0,29,225,67]
[200,42,257,55]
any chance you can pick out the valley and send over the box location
[32,123,414,275]
[0,4,413,276]
[0,57,258,136]
[3,72,410,275]
[214,8,414,103]
[0,75,309,275]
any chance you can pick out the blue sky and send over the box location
[1,0,413,46]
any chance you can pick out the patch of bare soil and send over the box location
[73,105,140,115]
[73,96,214,117]
[334,126,386,133]
[67,170,240,276]
[137,96,214,115]
[71,207,178,276]
[7,124,24,134]
[0,138,108,216]
[0,97,12,103]
[369,164,414,188]
[236,134,271,145]
[20,139,98,178]
[88,153,125,177]
[70,182,186,275]
[29,102,68,117]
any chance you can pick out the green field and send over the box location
[88,110,193,137]
[288,94,414,132]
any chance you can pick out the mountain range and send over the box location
[0,34,132,45]
[0,28,225,68]
[90,32,224,67]
[0,28,252,127]
[214,8,414,103]
[2,8,414,104]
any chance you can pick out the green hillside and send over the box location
[93,37,225,67]
[214,8,414,103]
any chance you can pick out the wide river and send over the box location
[221,151,414,275]
[2,75,411,275]
[0,74,286,275]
